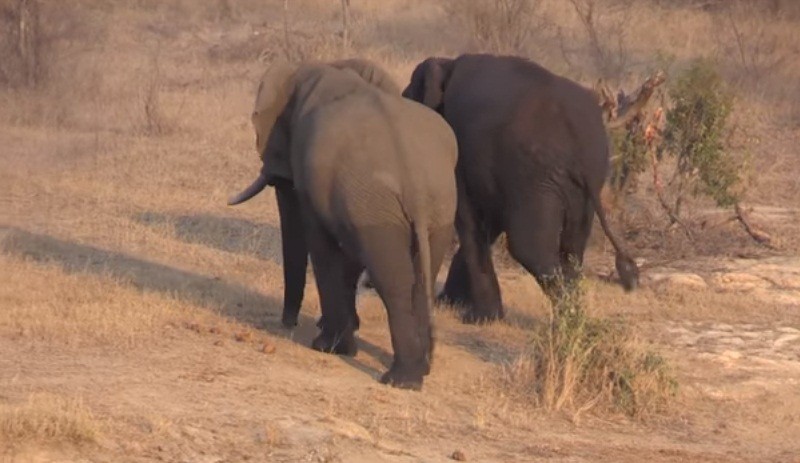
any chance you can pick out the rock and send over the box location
[777,327,800,334]
[710,272,771,291]
[763,274,800,289]
[451,450,467,461]
[710,323,734,332]
[766,291,800,307]
[648,272,708,290]
[773,334,800,348]
[716,336,745,346]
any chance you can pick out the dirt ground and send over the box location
[2,1,800,462]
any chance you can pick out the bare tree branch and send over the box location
[606,70,667,130]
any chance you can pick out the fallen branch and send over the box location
[734,202,776,249]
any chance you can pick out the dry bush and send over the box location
[710,2,800,127]
[0,393,99,445]
[498,278,676,419]
[561,0,634,81]
[0,0,104,88]
[0,0,42,88]
[443,0,548,54]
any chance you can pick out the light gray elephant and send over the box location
[228,59,458,390]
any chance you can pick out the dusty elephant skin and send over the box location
[402,53,639,323]
[228,58,458,390]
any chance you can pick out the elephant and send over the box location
[228,58,458,389]
[401,53,639,323]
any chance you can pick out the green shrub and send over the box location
[664,59,742,207]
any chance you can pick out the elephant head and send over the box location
[401,57,454,112]
[228,58,402,205]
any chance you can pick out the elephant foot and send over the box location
[615,254,640,292]
[379,364,426,391]
[461,308,503,325]
[311,330,358,357]
[316,314,360,332]
[281,312,299,329]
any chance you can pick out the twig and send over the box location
[650,146,694,240]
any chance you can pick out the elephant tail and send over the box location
[588,188,640,292]
[412,221,433,305]
[411,220,435,363]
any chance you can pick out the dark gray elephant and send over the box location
[228,59,457,389]
[402,53,639,323]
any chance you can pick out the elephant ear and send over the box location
[403,57,454,111]
[251,61,298,183]
[328,58,401,94]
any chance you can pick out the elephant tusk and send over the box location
[228,173,270,206]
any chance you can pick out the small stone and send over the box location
[451,450,467,461]
[213,340,224,347]
[260,342,276,354]
[235,331,253,343]
[718,350,743,360]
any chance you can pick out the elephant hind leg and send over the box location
[357,225,431,390]
[506,192,564,302]
[559,193,594,284]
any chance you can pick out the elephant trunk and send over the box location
[228,172,269,206]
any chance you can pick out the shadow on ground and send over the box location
[134,212,284,263]
[0,226,391,379]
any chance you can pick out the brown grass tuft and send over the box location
[0,393,99,445]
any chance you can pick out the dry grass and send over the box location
[0,254,184,347]
[0,393,99,445]
[495,279,676,421]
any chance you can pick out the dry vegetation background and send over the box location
[1,0,799,462]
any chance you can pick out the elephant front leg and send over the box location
[306,224,360,357]
[276,186,308,328]
[438,247,472,307]
[452,178,504,323]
